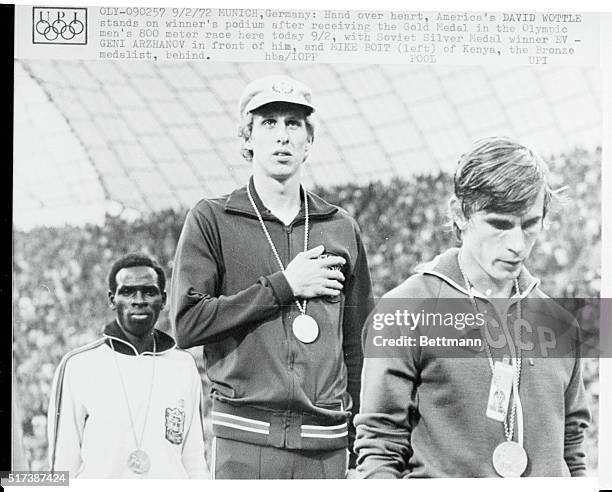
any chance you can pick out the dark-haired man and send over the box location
[171,75,374,479]
[48,253,208,478]
[355,137,590,478]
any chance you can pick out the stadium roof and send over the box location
[14,60,601,229]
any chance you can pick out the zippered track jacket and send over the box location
[355,248,590,478]
[170,179,374,465]
[48,322,209,478]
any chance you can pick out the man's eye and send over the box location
[118,288,135,296]
[488,220,514,230]
[262,119,275,126]
[522,219,541,231]
[287,120,302,127]
[144,287,159,296]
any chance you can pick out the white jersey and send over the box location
[48,328,209,479]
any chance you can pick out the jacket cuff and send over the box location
[364,471,400,479]
[267,271,296,306]
[570,468,587,477]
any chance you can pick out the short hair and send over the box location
[108,252,166,293]
[453,136,554,238]
[238,102,315,162]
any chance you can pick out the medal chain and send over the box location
[246,182,309,315]
[110,337,156,455]
[457,254,522,442]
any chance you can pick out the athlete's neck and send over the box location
[252,172,302,225]
[116,321,155,354]
[458,249,514,298]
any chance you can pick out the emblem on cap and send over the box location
[272,81,294,95]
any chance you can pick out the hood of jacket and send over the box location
[413,247,541,301]
[103,320,177,356]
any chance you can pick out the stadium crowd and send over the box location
[13,148,601,472]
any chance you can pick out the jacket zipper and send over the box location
[284,224,297,414]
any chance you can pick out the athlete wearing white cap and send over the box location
[171,75,374,479]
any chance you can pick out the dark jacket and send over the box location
[355,248,590,477]
[170,179,374,465]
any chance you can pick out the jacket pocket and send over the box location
[211,382,236,399]
[315,399,344,412]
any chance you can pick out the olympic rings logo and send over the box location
[33,8,87,44]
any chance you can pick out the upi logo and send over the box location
[33,7,87,45]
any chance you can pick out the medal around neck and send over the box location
[111,338,156,476]
[492,441,528,477]
[127,449,151,474]
[246,183,319,344]
[292,314,319,343]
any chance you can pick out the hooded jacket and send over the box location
[354,248,590,478]
[48,321,208,478]
[170,180,374,464]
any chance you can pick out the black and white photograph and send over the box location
[10,1,611,489]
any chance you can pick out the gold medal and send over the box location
[292,314,319,343]
[492,441,528,477]
[127,449,151,474]
[247,183,322,344]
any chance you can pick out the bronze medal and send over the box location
[292,314,319,343]
[111,339,156,476]
[492,441,528,477]
[127,449,151,474]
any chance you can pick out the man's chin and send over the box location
[490,272,520,289]
[496,262,522,276]
[124,321,155,336]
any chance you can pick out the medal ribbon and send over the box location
[457,255,523,444]
[246,182,310,316]
[110,337,156,461]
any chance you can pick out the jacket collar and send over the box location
[224,176,338,222]
[103,320,176,356]
[417,247,539,300]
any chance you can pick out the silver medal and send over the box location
[127,449,151,474]
[492,441,528,477]
[292,314,319,343]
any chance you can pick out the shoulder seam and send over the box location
[193,196,227,211]
[62,338,107,362]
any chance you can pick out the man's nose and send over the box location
[132,290,146,304]
[507,226,527,255]
[276,124,289,143]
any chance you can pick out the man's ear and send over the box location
[108,291,117,311]
[303,136,313,162]
[161,291,167,308]
[305,137,313,152]
[449,196,467,231]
